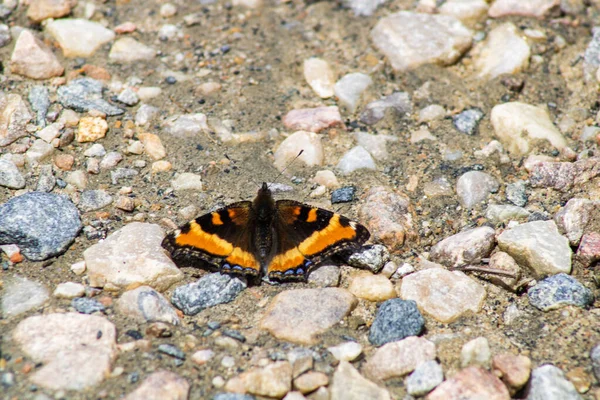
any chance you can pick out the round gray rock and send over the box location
[0,192,81,260]
[527,273,593,311]
[369,298,424,346]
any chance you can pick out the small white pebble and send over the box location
[70,261,86,275]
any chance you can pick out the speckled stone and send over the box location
[368,299,424,345]
[527,273,593,311]
[171,273,246,316]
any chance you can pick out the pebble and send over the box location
[115,196,135,212]
[109,37,155,63]
[486,204,531,225]
[497,220,572,277]
[344,0,386,16]
[327,341,363,362]
[135,104,159,126]
[10,30,64,79]
[2,275,49,317]
[0,93,32,146]
[453,108,484,135]
[25,139,55,164]
[489,0,560,18]
[418,104,446,123]
[591,344,600,382]
[392,262,415,279]
[527,273,593,311]
[353,131,398,160]
[334,72,372,112]
[331,186,355,203]
[481,251,522,292]
[287,348,313,378]
[576,232,600,267]
[345,244,390,273]
[100,152,123,169]
[27,0,71,21]
[439,0,489,25]
[0,23,10,47]
[400,268,486,323]
[274,130,323,171]
[171,273,246,316]
[225,361,292,398]
[117,285,180,325]
[29,85,50,127]
[456,170,499,208]
[330,361,391,400]
[58,78,124,116]
[38,122,64,143]
[0,192,81,260]
[282,106,344,133]
[530,157,600,192]
[348,272,396,302]
[554,198,598,246]
[213,394,255,400]
[158,24,180,41]
[359,186,413,252]
[158,344,186,360]
[45,19,115,58]
[0,158,25,189]
[359,92,412,125]
[124,371,189,400]
[13,313,116,391]
[77,117,108,143]
[365,336,435,381]
[137,133,166,159]
[405,360,444,396]
[84,222,183,291]
[72,297,106,314]
[427,366,510,400]
[474,22,530,79]
[371,12,472,72]
[260,288,357,345]
[461,337,491,368]
[490,102,567,154]
[78,190,113,212]
[53,282,85,299]
[584,27,600,78]
[117,88,139,106]
[430,226,495,268]
[126,140,144,155]
[368,299,424,345]
[526,364,582,400]
[165,113,209,137]
[196,82,222,96]
[111,168,138,185]
[171,172,203,191]
[492,353,531,394]
[307,264,340,287]
[160,3,177,17]
[336,146,376,174]
[304,58,335,98]
[294,371,328,394]
[506,180,528,207]
[191,349,215,366]
[65,170,88,189]
[137,87,162,101]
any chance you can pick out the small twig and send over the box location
[450,264,518,278]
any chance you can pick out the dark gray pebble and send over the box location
[528,273,593,311]
[28,86,50,127]
[222,329,246,342]
[171,273,246,316]
[369,299,424,346]
[72,297,105,314]
[0,192,81,261]
[331,186,356,204]
[157,344,186,360]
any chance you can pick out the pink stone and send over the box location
[489,0,559,18]
[426,367,510,400]
[577,232,600,267]
[115,22,137,34]
[282,106,344,133]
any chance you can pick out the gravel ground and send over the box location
[2,0,600,399]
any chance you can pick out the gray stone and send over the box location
[369,299,424,346]
[486,204,531,225]
[360,92,412,125]
[78,190,113,212]
[527,273,593,311]
[405,360,444,397]
[158,344,186,360]
[0,192,81,261]
[456,171,499,208]
[430,226,495,268]
[28,85,50,127]
[171,273,247,316]
[2,275,49,317]
[497,220,572,278]
[0,24,10,47]
[213,394,255,400]
[590,344,600,382]
[331,186,356,204]
[0,159,25,189]
[336,146,376,174]
[57,78,124,116]
[453,108,484,135]
[345,244,389,273]
[135,104,159,126]
[584,27,600,79]
[307,264,340,287]
[117,285,180,325]
[117,88,139,106]
[36,164,55,192]
[72,297,106,314]
[334,72,373,112]
[526,365,582,400]
[111,168,138,185]
[506,181,527,207]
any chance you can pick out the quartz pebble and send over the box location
[117,286,180,325]
[294,371,328,394]
[327,341,363,362]
[365,336,436,380]
[370,12,472,72]
[53,282,85,299]
[527,273,593,311]
[491,102,567,155]
[304,58,335,98]
[283,106,344,133]
[353,131,398,160]
[474,22,530,79]
[336,146,376,174]
[45,19,115,58]
[100,152,123,169]
[439,0,488,25]
[348,272,396,302]
[78,190,113,212]
[456,171,499,208]
[10,30,64,79]
[405,360,444,396]
[497,220,572,277]
[427,366,510,400]
[124,371,189,400]
[461,337,491,368]
[489,0,560,18]
[84,222,183,291]
[330,361,390,400]
[171,273,246,316]
[191,349,215,366]
[171,172,203,191]
[109,38,155,63]
[260,288,357,345]
[225,362,292,398]
[26,139,55,164]
[401,268,486,323]
[430,226,495,268]
[368,299,424,346]
[334,73,372,112]
[526,364,582,400]
[274,131,323,171]
[165,113,209,137]
[2,275,49,317]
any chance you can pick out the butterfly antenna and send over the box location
[268,150,304,188]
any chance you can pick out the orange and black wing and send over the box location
[268,200,370,280]
[162,202,261,277]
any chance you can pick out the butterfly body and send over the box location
[162,182,370,281]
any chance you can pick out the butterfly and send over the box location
[162,182,370,281]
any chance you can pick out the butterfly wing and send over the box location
[268,200,370,280]
[162,201,261,277]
